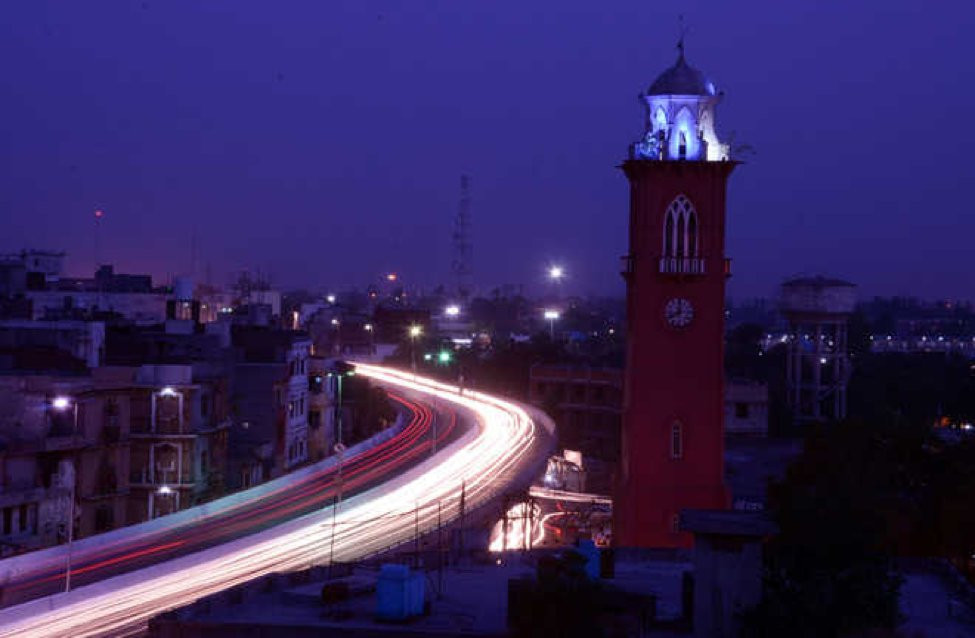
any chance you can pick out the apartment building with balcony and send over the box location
[90,365,229,522]
[230,327,312,489]
[0,371,130,554]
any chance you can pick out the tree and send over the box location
[741,420,912,637]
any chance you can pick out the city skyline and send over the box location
[2,1,973,299]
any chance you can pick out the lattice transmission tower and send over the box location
[451,175,473,299]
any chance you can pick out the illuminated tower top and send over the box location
[631,41,730,162]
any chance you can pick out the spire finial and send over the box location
[677,15,688,61]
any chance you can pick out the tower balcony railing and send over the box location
[658,256,706,275]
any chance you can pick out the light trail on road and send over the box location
[0,365,553,637]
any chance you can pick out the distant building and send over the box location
[0,320,105,369]
[21,263,169,325]
[528,364,622,483]
[724,381,769,437]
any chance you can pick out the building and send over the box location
[615,43,734,548]
[528,364,622,493]
[92,365,230,522]
[23,263,169,325]
[0,320,105,369]
[723,381,769,437]
[231,327,312,488]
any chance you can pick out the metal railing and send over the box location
[658,256,706,275]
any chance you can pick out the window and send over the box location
[661,195,701,274]
[735,402,750,419]
[670,421,683,459]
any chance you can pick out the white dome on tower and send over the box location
[631,45,730,162]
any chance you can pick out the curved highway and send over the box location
[0,389,456,608]
[0,365,554,637]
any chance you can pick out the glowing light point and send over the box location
[543,310,560,321]
[445,305,460,317]
[52,396,72,411]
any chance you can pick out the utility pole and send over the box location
[414,502,420,568]
[328,493,338,579]
[437,500,444,599]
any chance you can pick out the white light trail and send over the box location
[0,365,552,638]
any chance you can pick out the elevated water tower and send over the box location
[780,277,856,424]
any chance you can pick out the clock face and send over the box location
[664,298,694,328]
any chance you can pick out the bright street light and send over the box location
[326,294,336,304]
[445,305,460,317]
[52,396,72,411]
[409,324,423,375]
[548,266,564,281]
[364,323,373,332]
[543,309,560,339]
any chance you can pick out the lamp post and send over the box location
[544,309,560,340]
[409,324,423,376]
[548,265,564,300]
[51,396,77,593]
[327,367,356,452]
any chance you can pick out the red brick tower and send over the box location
[614,44,735,548]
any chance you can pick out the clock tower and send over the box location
[614,44,735,548]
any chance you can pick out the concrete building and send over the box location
[0,320,105,369]
[0,371,136,553]
[231,327,312,488]
[723,381,768,437]
[92,365,230,522]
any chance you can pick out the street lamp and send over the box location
[327,366,356,451]
[50,396,78,593]
[544,309,560,339]
[444,305,460,318]
[548,265,564,281]
[326,294,336,304]
[409,324,423,375]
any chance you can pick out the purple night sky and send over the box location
[1,1,972,300]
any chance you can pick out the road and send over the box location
[0,388,455,608]
[0,364,553,637]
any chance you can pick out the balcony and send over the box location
[43,431,88,452]
[658,256,706,276]
[620,255,634,280]
[129,468,194,487]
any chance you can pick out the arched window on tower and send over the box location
[661,195,703,274]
